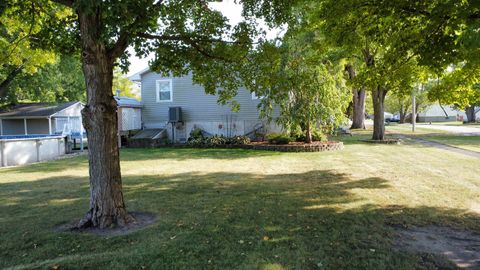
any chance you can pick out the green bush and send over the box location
[292,130,328,142]
[226,135,251,145]
[312,130,328,142]
[187,134,250,147]
[267,133,292,145]
[189,128,204,140]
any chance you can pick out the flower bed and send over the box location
[243,141,344,152]
[192,141,344,152]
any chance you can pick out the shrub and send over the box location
[205,135,227,147]
[226,135,251,145]
[189,128,204,140]
[292,130,328,142]
[187,135,250,147]
[267,133,292,145]
[312,130,328,142]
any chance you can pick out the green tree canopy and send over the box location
[112,68,138,99]
[0,1,61,99]
[245,30,349,142]
[4,54,85,104]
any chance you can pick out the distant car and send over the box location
[384,112,399,123]
[386,116,400,123]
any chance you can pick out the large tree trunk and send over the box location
[399,104,406,124]
[76,9,131,229]
[372,86,387,140]
[465,105,476,123]
[0,65,23,99]
[345,64,366,129]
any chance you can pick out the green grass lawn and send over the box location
[427,121,480,127]
[416,135,480,152]
[383,123,480,152]
[1,138,479,269]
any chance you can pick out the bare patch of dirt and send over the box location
[55,212,157,236]
[394,225,480,269]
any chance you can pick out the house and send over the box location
[0,102,84,137]
[417,104,480,122]
[129,69,278,142]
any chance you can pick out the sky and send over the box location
[126,0,282,77]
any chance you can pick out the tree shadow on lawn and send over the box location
[120,147,282,162]
[0,148,278,175]
[1,170,479,269]
[0,154,89,174]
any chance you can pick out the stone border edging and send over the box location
[127,139,344,152]
[189,142,344,152]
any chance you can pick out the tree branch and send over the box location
[50,0,73,7]
[0,65,24,98]
[108,30,130,60]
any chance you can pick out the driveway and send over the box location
[416,124,480,135]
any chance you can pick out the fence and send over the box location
[0,135,66,167]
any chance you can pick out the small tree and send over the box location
[247,35,349,143]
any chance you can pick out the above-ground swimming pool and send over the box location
[0,135,67,167]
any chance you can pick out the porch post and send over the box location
[0,118,3,136]
[48,117,52,135]
[0,141,6,167]
[24,118,27,135]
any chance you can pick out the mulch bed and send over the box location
[361,139,402,144]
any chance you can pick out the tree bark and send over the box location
[76,8,132,229]
[465,105,476,123]
[345,64,366,129]
[305,122,312,143]
[372,86,387,140]
[399,104,406,124]
[0,65,23,99]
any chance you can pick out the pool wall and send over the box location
[0,136,66,167]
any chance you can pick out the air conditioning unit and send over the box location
[169,107,182,123]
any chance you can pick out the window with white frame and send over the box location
[156,79,173,102]
[251,91,265,100]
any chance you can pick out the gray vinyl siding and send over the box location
[141,72,263,126]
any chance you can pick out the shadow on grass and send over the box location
[120,147,282,162]
[1,170,478,269]
[0,148,278,175]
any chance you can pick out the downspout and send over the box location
[24,118,27,135]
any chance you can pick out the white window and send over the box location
[156,79,173,102]
[251,92,264,100]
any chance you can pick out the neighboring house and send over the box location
[0,102,84,137]
[418,104,480,122]
[130,69,278,142]
[115,91,143,135]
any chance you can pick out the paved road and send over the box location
[416,124,480,135]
